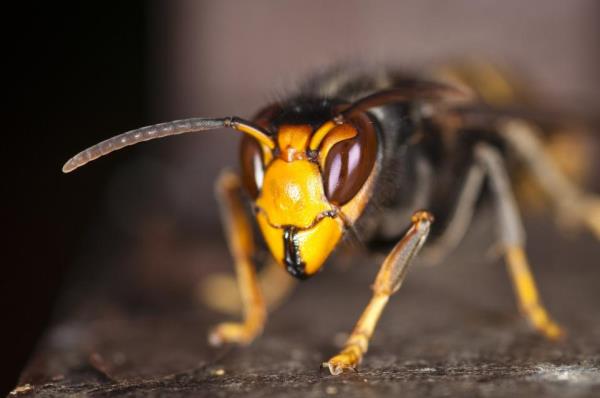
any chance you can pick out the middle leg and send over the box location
[475,143,564,340]
[199,258,296,316]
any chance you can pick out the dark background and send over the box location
[3,2,149,393]
[3,1,599,396]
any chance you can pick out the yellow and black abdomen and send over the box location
[432,61,594,212]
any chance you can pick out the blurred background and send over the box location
[4,0,599,394]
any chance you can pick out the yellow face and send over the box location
[242,120,377,279]
[256,157,345,277]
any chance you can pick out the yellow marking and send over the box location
[309,120,337,150]
[317,124,358,166]
[260,141,273,165]
[255,158,345,275]
[277,124,312,161]
[505,247,564,340]
[256,207,344,276]
[295,217,344,275]
[256,159,332,228]
[256,212,285,265]
[433,60,523,106]
[471,62,517,105]
[234,122,275,150]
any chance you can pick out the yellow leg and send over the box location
[476,143,565,341]
[505,247,564,340]
[324,211,433,375]
[199,258,296,316]
[208,171,266,346]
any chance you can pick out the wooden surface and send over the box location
[13,218,600,397]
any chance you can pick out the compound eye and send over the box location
[240,135,265,198]
[323,115,377,205]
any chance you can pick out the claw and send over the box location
[540,320,566,341]
[323,351,360,375]
[208,322,257,346]
[525,305,566,341]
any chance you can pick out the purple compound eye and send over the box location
[323,114,377,205]
[240,135,264,198]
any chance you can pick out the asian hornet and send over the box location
[63,63,600,375]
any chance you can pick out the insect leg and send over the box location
[199,258,296,316]
[475,143,564,340]
[500,119,600,240]
[425,162,486,263]
[207,171,267,346]
[323,211,433,375]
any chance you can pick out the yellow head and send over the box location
[240,109,378,279]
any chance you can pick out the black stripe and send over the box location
[283,227,308,280]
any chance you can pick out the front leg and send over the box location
[324,211,433,375]
[208,171,266,346]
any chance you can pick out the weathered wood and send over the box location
[13,219,600,397]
